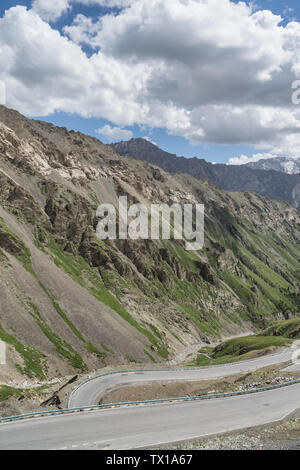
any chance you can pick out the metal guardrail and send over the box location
[1,378,300,424]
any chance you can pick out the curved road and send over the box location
[0,348,299,450]
[69,348,293,407]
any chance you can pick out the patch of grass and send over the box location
[178,304,220,337]
[0,217,36,277]
[198,346,214,355]
[101,344,115,355]
[144,349,156,363]
[144,322,164,341]
[0,323,46,380]
[25,299,88,371]
[263,318,300,340]
[213,335,291,358]
[40,282,105,361]
[127,355,137,363]
[85,342,106,358]
[0,385,23,402]
[0,384,53,403]
[239,245,293,293]
[166,240,199,272]
[221,271,255,308]
[190,334,291,367]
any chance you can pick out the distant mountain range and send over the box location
[111,139,300,208]
[245,156,300,175]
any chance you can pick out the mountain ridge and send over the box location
[245,156,300,175]
[111,138,300,208]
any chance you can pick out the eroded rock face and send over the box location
[0,122,107,184]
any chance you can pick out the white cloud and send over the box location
[32,0,71,21]
[228,153,278,165]
[63,14,100,45]
[3,1,300,156]
[143,136,157,146]
[95,124,133,142]
[0,6,148,121]
[32,0,134,22]
[78,0,134,6]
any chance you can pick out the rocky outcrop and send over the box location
[0,122,106,184]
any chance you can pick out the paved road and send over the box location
[0,348,298,450]
[0,384,300,450]
[283,363,300,372]
[69,348,293,407]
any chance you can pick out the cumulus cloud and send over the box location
[228,153,278,166]
[32,0,134,22]
[32,0,71,21]
[78,0,134,6]
[95,124,133,142]
[0,6,148,121]
[63,14,100,45]
[3,1,300,155]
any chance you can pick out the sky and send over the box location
[1,1,300,163]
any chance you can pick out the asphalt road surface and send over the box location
[69,348,293,407]
[0,384,299,450]
[0,348,298,450]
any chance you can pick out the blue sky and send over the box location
[1,0,300,163]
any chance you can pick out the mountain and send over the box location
[246,156,300,175]
[111,139,300,208]
[0,105,299,383]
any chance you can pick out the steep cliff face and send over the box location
[111,139,300,208]
[0,106,299,381]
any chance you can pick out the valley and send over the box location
[0,105,299,387]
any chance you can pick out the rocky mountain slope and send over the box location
[0,105,299,382]
[246,156,300,175]
[111,139,300,208]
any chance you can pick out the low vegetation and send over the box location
[0,384,53,403]
[263,319,300,340]
[191,335,291,367]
